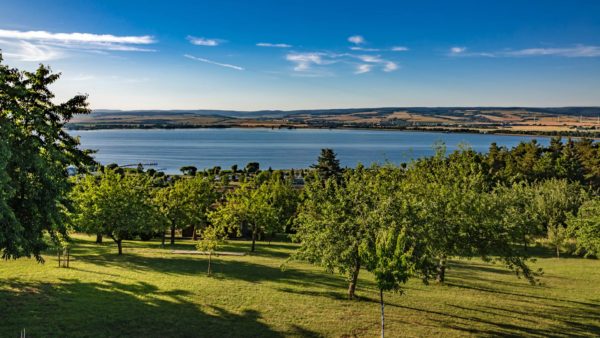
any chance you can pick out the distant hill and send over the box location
[67,107,600,137]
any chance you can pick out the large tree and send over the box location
[293,165,392,299]
[71,170,157,255]
[0,54,93,260]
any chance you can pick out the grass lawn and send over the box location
[1,234,599,337]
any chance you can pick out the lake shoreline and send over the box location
[65,124,600,140]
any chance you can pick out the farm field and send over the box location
[1,235,599,337]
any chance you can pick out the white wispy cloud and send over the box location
[285,52,330,71]
[355,64,373,74]
[450,46,467,54]
[2,40,64,61]
[350,46,381,52]
[348,35,365,45]
[391,46,409,52]
[384,61,398,72]
[0,29,155,44]
[448,45,600,58]
[285,51,398,75]
[187,36,223,46]
[352,54,398,73]
[506,46,600,57]
[184,54,244,70]
[0,29,157,61]
[257,42,292,48]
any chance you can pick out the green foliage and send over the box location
[210,174,298,252]
[0,54,93,260]
[529,179,588,258]
[180,166,197,176]
[155,175,218,244]
[311,148,342,181]
[196,226,226,275]
[567,198,600,258]
[70,170,158,254]
[245,162,260,174]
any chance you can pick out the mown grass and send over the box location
[1,234,599,337]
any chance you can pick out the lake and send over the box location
[70,128,549,173]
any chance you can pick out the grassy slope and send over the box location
[1,235,599,337]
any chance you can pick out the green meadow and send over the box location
[1,235,599,337]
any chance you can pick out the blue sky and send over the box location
[1,0,600,110]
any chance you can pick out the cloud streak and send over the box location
[0,29,155,44]
[187,36,223,46]
[257,42,292,48]
[286,51,398,75]
[0,29,157,61]
[449,45,600,57]
[184,54,244,70]
[348,35,365,45]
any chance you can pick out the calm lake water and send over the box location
[70,128,549,173]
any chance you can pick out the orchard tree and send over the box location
[293,165,389,299]
[71,170,157,255]
[530,179,588,258]
[567,198,600,258]
[0,54,93,260]
[210,180,278,252]
[155,176,217,245]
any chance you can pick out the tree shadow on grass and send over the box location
[76,252,351,290]
[389,271,600,337]
[0,278,317,338]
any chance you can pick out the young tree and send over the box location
[71,170,157,255]
[196,226,225,276]
[567,198,600,258]
[0,54,93,260]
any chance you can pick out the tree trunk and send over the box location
[348,260,361,300]
[436,255,447,283]
[380,289,385,338]
[161,230,166,247]
[170,225,176,245]
[191,225,197,240]
[95,233,103,244]
[208,252,212,276]
[117,240,123,255]
[251,229,257,252]
[556,245,560,259]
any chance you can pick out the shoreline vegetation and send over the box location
[66,122,600,139]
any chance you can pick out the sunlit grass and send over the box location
[1,234,599,337]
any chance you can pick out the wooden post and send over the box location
[380,289,385,338]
